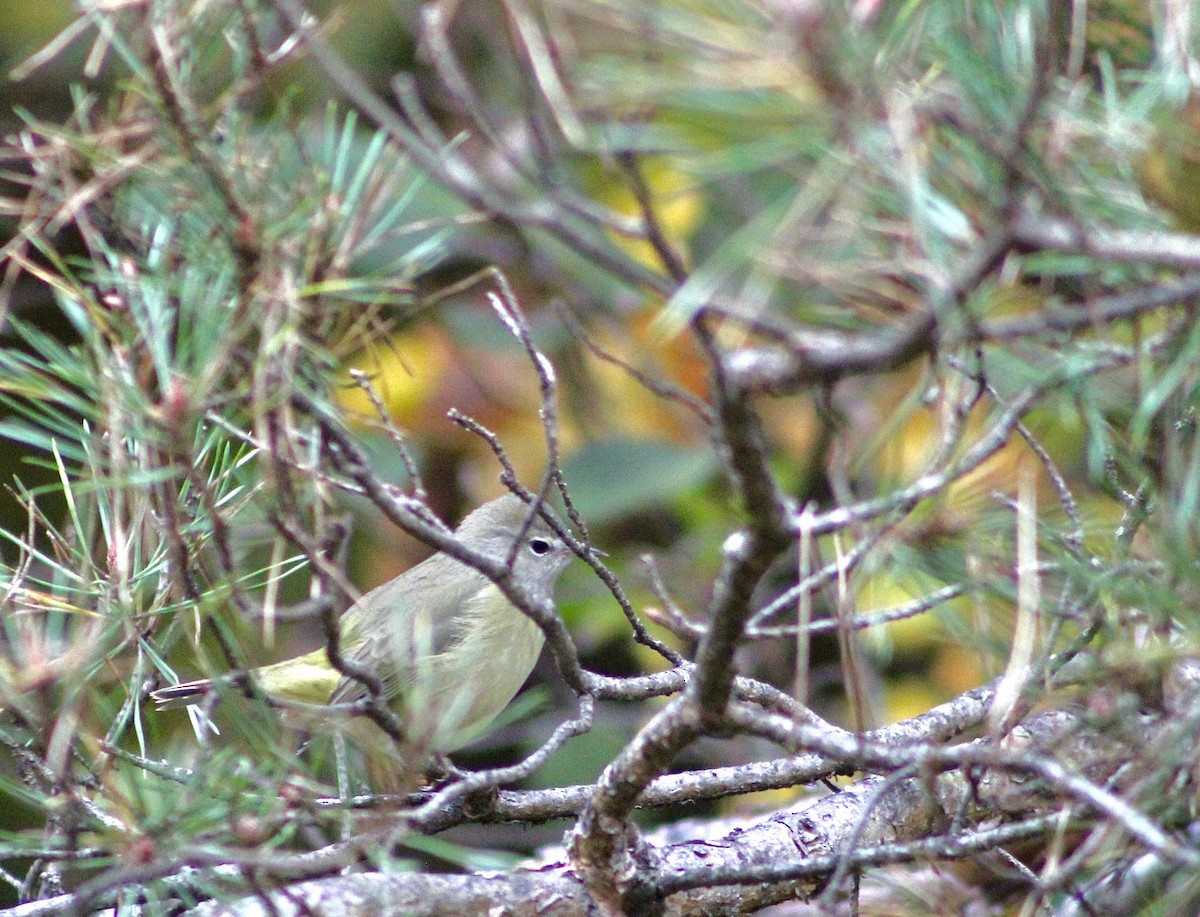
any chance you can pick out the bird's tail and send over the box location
[150,678,217,709]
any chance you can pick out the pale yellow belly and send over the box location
[418,600,545,752]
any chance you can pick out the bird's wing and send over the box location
[327,554,486,707]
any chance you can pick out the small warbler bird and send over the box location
[152,493,575,767]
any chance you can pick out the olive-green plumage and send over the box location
[152,494,573,758]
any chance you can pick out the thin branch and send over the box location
[1012,212,1200,271]
[977,276,1200,342]
[556,303,712,423]
[614,150,691,284]
[347,368,425,502]
[749,583,967,640]
[409,695,595,831]
[720,228,1017,396]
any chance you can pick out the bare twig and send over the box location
[347,368,426,501]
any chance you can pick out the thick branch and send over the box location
[167,700,1187,917]
[1011,211,1200,270]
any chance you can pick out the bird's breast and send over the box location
[417,584,547,752]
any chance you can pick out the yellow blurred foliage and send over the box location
[1140,94,1200,232]
[332,324,595,551]
[882,675,947,725]
[944,439,1033,514]
[596,159,703,272]
[857,572,947,655]
[336,326,453,427]
[857,571,985,712]
[463,412,583,499]
[336,301,711,461]
[875,394,1044,522]
[759,396,823,467]
[930,644,985,696]
[583,314,710,446]
[877,404,937,486]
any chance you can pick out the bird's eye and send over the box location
[529,538,552,556]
